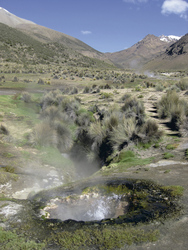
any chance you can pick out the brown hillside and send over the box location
[143,33,188,71]
[106,34,171,70]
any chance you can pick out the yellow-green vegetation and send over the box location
[163,152,174,159]
[161,185,184,197]
[102,150,154,174]
[185,149,188,160]
[47,226,159,250]
[82,184,130,196]
[166,143,178,150]
[0,227,45,250]
[157,90,188,133]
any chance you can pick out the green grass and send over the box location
[47,226,159,250]
[166,144,178,150]
[0,227,45,250]
[0,95,39,124]
[100,150,154,175]
[161,185,184,196]
[163,152,174,159]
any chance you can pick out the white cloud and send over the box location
[123,0,148,3]
[161,0,188,18]
[81,30,92,35]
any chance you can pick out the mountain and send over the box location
[159,35,181,43]
[0,22,113,69]
[106,34,176,70]
[0,7,111,64]
[0,7,35,26]
[143,33,188,71]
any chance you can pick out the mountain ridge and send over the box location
[143,33,188,71]
[0,7,187,71]
[0,7,110,63]
[106,34,173,69]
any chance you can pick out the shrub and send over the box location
[76,110,94,127]
[120,93,131,102]
[139,119,163,143]
[38,78,44,85]
[89,121,107,150]
[163,152,174,159]
[41,106,61,122]
[21,92,31,103]
[12,76,18,82]
[157,90,180,119]
[180,117,188,137]
[122,96,145,125]
[31,122,57,147]
[40,92,57,109]
[0,124,9,135]
[70,87,78,95]
[169,103,186,130]
[100,92,113,99]
[110,117,139,150]
[155,84,164,92]
[176,78,188,90]
[55,122,73,152]
[158,90,188,130]
[83,86,90,93]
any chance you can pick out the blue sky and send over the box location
[0,0,188,52]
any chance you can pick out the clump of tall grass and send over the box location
[0,124,9,135]
[120,93,131,103]
[61,97,80,121]
[30,122,57,147]
[158,90,188,130]
[139,119,163,143]
[40,106,61,122]
[54,121,73,152]
[122,96,145,125]
[83,86,91,93]
[75,109,95,127]
[155,84,164,92]
[110,117,139,150]
[70,87,78,95]
[157,90,180,118]
[40,90,64,110]
[21,92,31,103]
[180,117,188,137]
[176,78,188,91]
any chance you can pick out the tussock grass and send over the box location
[158,90,188,131]
[30,122,57,147]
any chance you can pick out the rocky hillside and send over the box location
[0,22,113,69]
[143,33,188,71]
[0,7,111,64]
[106,34,174,70]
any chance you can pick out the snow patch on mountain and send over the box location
[160,35,182,43]
[0,7,10,13]
[0,7,35,27]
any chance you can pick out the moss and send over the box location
[161,185,184,197]
[47,226,159,249]
[2,152,15,158]
[185,149,188,160]
[163,152,174,159]
[103,153,154,174]
[0,227,45,249]
[82,184,130,196]
[166,144,178,150]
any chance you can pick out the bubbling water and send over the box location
[42,193,129,221]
